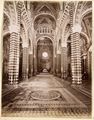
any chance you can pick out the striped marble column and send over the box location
[29,52,33,77]
[14,2,22,84]
[56,51,61,77]
[22,47,29,80]
[87,51,92,80]
[8,25,19,84]
[53,55,56,75]
[53,45,56,75]
[69,3,82,85]
[61,46,68,79]
[33,45,37,75]
[72,32,82,84]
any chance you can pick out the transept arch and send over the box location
[21,20,29,48]
[36,35,54,45]
[82,8,92,20]
[61,17,70,45]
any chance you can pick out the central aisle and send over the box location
[2,73,91,117]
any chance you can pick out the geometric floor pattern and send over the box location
[2,73,91,118]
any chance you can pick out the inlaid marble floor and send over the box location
[2,73,91,118]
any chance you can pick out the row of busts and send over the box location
[37,27,53,34]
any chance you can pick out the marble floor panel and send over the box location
[2,74,91,117]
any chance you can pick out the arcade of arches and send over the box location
[2,1,92,117]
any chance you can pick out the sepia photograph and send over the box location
[1,0,93,119]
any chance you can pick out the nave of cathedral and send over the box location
[2,1,92,117]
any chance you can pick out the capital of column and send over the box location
[27,1,30,9]
[54,54,56,57]
[72,24,82,33]
[61,42,67,47]
[89,45,93,52]
[9,25,19,33]
[29,47,33,54]
[22,43,28,48]
[34,54,36,58]
[57,50,61,54]
[29,51,33,55]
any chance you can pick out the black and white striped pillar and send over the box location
[69,3,82,85]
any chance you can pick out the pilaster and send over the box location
[29,51,33,77]
[61,44,68,79]
[22,46,29,80]
[33,45,37,75]
[56,50,61,77]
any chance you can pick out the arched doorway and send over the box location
[37,37,53,73]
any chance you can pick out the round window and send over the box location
[42,52,48,58]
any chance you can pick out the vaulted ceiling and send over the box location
[32,2,60,30]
